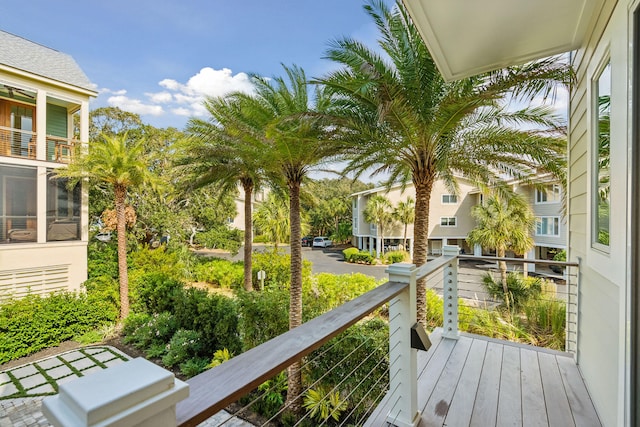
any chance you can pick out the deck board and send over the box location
[442,338,487,426]
[497,344,523,426]
[521,348,549,427]
[469,341,503,426]
[365,329,600,426]
[538,352,575,426]
[421,335,472,425]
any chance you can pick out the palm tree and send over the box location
[183,96,265,292]
[54,133,157,320]
[319,0,569,327]
[467,192,535,295]
[222,64,342,411]
[253,192,290,248]
[394,197,415,251]
[363,195,393,256]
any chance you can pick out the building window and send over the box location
[593,61,611,248]
[441,194,458,204]
[1,164,37,243]
[46,172,81,241]
[535,184,561,203]
[536,216,560,236]
[440,216,456,227]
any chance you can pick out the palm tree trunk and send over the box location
[242,179,254,292]
[114,185,129,320]
[403,224,408,251]
[497,247,508,294]
[413,176,434,329]
[379,222,384,256]
[286,180,303,412]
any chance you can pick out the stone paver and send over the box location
[92,351,117,363]
[20,374,47,390]
[10,365,38,379]
[70,357,96,371]
[45,365,72,380]
[35,358,62,370]
[0,382,18,398]
[58,351,84,362]
[0,372,10,384]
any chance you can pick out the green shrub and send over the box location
[350,251,374,264]
[342,247,359,262]
[304,273,379,319]
[162,329,204,367]
[122,312,179,350]
[304,318,388,423]
[237,288,289,351]
[521,298,566,350]
[83,275,119,311]
[552,250,567,262]
[129,245,194,282]
[384,250,408,264]
[180,357,210,377]
[253,234,271,244]
[252,250,312,288]
[132,273,184,314]
[174,288,241,354]
[482,272,543,309]
[196,226,242,255]
[0,292,117,363]
[87,241,118,280]
[193,258,244,288]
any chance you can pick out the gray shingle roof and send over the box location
[0,30,96,93]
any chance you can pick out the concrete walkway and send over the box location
[0,346,253,426]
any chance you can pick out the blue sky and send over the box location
[1,1,386,130]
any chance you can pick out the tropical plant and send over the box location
[182,96,265,292]
[467,192,535,296]
[253,192,291,247]
[320,0,569,326]
[363,195,394,256]
[54,132,158,320]
[215,64,343,410]
[393,197,415,251]
[303,387,348,422]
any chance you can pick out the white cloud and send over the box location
[171,107,192,116]
[107,95,164,116]
[146,91,173,103]
[98,67,255,125]
[160,67,254,98]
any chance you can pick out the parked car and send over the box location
[312,236,332,248]
[301,236,313,247]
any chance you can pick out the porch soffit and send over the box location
[402,0,604,81]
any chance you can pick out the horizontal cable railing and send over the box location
[443,254,579,353]
[176,281,407,427]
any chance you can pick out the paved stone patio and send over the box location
[0,346,253,426]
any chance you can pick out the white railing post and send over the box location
[386,262,420,427]
[442,245,460,340]
[43,358,189,427]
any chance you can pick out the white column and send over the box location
[43,358,189,427]
[442,245,460,340]
[474,243,482,256]
[526,248,536,274]
[386,263,420,427]
[79,100,90,242]
[35,89,46,160]
[37,167,47,243]
[369,236,374,255]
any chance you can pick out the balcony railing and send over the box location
[0,126,36,159]
[172,247,583,426]
[0,126,77,164]
[44,247,590,426]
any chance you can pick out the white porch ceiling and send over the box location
[402,0,604,81]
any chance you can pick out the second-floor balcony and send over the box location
[0,126,77,164]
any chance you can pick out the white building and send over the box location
[0,31,96,299]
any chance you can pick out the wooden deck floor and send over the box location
[366,328,601,427]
